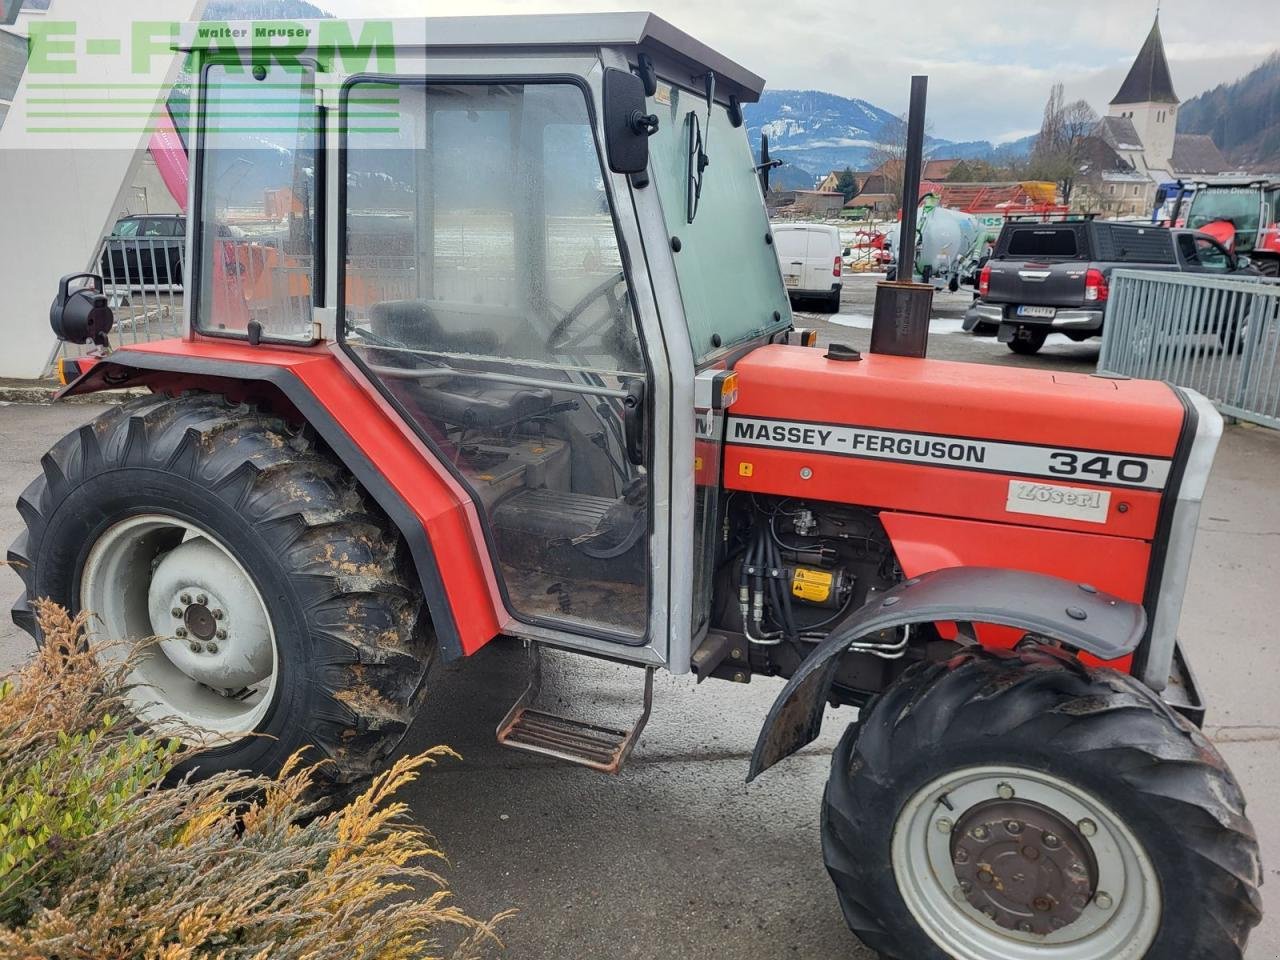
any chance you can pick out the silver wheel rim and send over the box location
[891,765,1161,960]
[80,514,279,743]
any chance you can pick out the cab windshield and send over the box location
[647,87,791,363]
[1188,187,1262,250]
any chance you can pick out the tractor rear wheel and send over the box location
[9,393,434,798]
[822,646,1262,960]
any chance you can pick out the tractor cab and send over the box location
[1185,177,1280,274]
[184,16,790,663]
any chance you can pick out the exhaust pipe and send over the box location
[870,75,934,359]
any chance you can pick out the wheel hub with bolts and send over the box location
[950,798,1099,936]
[80,513,280,739]
[147,536,272,690]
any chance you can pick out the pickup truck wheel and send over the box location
[1219,315,1246,354]
[1007,328,1047,355]
[822,646,1262,960]
[8,393,435,799]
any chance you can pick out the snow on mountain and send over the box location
[744,89,1033,186]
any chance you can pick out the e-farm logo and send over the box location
[18,19,400,138]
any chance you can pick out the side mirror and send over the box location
[50,274,114,347]
[602,67,658,177]
[1236,255,1253,272]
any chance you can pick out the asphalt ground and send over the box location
[1,277,1277,958]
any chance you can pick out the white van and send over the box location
[773,223,843,311]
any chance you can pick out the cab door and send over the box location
[338,69,669,655]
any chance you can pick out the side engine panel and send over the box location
[713,496,915,702]
[712,345,1194,691]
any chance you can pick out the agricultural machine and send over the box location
[19,15,1261,959]
[1184,177,1280,276]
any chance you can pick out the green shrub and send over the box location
[0,601,509,959]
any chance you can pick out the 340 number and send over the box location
[1048,452,1149,484]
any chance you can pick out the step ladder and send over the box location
[496,644,654,773]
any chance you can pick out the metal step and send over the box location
[496,645,654,774]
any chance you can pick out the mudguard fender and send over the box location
[57,344,505,661]
[747,566,1146,780]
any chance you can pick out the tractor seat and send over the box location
[414,379,554,430]
[368,299,502,356]
[368,299,554,429]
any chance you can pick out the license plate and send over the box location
[784,275,799,287]
[1017,305,1056,318]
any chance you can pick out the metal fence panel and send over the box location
[1099,270,1280,429]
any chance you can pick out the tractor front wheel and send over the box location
[9,393,434,798]
[822,646,1262,960]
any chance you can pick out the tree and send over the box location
[946,156,1024,184]
[867,114,909,211]
[835,167,860,201]
[1028,82,1099,204]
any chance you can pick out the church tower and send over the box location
[1108,17,1179,175]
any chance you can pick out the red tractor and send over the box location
[1185,177,1280,277]
[22,15,1261,959]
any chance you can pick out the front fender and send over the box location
[747,566,1146,780]
[58,341,505,660]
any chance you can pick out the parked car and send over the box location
[773,223,842,312]
[964,219,1257,354]
[100,214,187,287]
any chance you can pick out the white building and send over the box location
[1107,17,1181,184]
[1091,16,1230,216]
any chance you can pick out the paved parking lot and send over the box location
[1,284,1277,958]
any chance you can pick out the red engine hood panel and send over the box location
[723,345,1186,540]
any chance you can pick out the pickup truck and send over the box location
[963,220,1256,354]
[100,214,187,288]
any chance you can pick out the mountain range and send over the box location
[743,89,1035,189]
[1179,53,1280,171]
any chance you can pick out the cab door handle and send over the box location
[623,380,646,466]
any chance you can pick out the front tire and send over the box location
[9,393,435,797]
[822,646,1262,960]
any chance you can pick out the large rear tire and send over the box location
[822,646,1262,960]
[9,393,434,797]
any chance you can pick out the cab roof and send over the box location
[177,12,767,103]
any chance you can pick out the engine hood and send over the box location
[722,344,1188,541]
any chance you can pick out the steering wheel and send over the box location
[546,271,630,351]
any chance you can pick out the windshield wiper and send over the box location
[686,72,715,224]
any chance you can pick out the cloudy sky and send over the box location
[322,0,1277,144]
